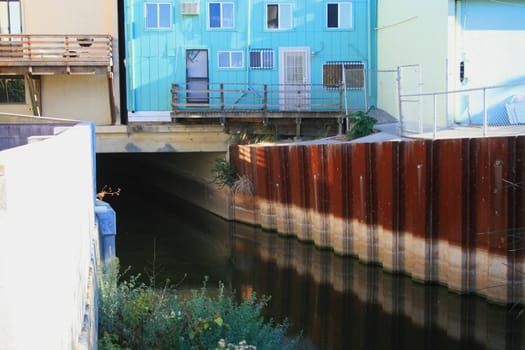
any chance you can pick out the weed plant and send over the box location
[346,108,377,139]
[98,260,298,350]
[210,157,237,189]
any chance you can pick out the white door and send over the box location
[279,47,310,111]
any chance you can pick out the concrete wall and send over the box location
[0,123,98,350]
[137,152,231,219]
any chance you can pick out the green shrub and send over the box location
[210,157,237,189]
[346,108,377,139]
[98,261,298,350]
[98,261,183,350]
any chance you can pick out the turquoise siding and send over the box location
[125,0,376,112]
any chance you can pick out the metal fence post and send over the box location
[482,87,488,136]
[396,66,403,135]
[220,83,225,110]
[171,84,179,111]
[433,94,438,139]
[263,84,268,111]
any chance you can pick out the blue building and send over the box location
[124,0,377,121]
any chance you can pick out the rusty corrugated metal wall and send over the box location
[230,136,525,304]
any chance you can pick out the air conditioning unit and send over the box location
[181,2,200,15]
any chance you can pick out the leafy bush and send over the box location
[98,261,298,350]
[346,108,377,139]
[99,261,183,350]
[210,157,237,189]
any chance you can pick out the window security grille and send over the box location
[249,49,274,69]
[323,61,364,89]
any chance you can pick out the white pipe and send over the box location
[246,0,251,86]
[366,0,371,110]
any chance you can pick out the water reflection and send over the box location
[111,190,523,350]
[230,224,523,350]
[98,155,523,350]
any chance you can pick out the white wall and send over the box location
[376,0,450,128]
[0,123,98,350]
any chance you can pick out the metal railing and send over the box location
[399,81,525,138]
[171,82,349,113]
[0,34,113,67]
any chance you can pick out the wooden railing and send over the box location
[171,82,346,113]
[0,34,112,70]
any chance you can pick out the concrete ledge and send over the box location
[95,124,230,153]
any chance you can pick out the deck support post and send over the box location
[295,117,302,139]
[171,84,179,109]
[220,83,225,110]
[107,71,117,124]
[26,73,40,116]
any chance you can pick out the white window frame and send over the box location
[145,2,172,29]
[218,50,244,69]
[266,3,293,30]
[249,49,274,69]
[208,2,235,29]
[326,2,353,29]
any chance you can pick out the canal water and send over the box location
[97,154,524,350]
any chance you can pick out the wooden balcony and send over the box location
[171,82,346,116]
[0,34,113,75]
[170,82,350,136]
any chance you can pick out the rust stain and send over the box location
[372,141,399,236]
[326,143,347,219]
[229,135,525,302]
[400,140,431,239]
[350,143,369,224]
[288,145,307,209]
[434,139,466,245]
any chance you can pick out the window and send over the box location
[0,0,21,34]
[249,49,274,69]
[327,2,353,29]
[218,51,243,68]
[266,3,292,30]
[209,2,234,29]
[323,62,364,89]
[145,2,171,29]
[0,76,24,103]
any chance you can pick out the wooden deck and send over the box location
[0,34,113,75]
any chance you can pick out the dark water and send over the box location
[97,154,524,350]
